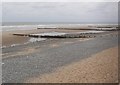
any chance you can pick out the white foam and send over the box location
[1,38,46,49]
[76,31,105,34]
[1,44,20,49]
[2,25,38,32]
[30,32,67,36]
[1,46,7,49]
[11,44,20,47]
[29,38,46,42]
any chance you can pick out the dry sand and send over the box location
[2,29,85,46]
[25,47,118,83]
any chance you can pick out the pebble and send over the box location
[2,62,4,65]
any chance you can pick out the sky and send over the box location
[2,1,118,24]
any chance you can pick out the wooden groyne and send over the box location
[13,34,29,37]
[13,33,94,38]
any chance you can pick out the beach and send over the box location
[2,26,119,83]
[2,1,119,83]
[2,1,119,84]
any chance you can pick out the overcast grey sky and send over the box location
[2,2,118,24]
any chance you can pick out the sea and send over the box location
[1,22,118,32]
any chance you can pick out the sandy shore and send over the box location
[25,46,118,83]
[2,31,118,83]
[2,29,85,46]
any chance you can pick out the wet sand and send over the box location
[2,32,30,46]
[2,29,86,46]
[25,47,118,83]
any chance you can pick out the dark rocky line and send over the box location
[37,27,119,31]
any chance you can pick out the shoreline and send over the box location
[2,29,86,47]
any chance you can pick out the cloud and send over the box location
[2,0,119,2]
[2,2,118,24]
